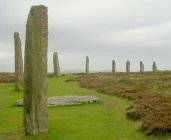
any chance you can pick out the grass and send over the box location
[0,74,170,139]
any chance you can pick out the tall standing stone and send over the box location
[112,60,116,73]
[152,62,157,72]
[24,5,48,135]
[53,52,60,76]
[14,32,21,90]
[20,45,24,83]
[86,56,89,75]
[126,60,130,73]
[140,61,144,72]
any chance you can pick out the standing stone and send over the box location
[86,56,89,75]
[53,52,60,76]
[24,5,48,135]
[112,60,116,73]
[126,60,130,73]
[14,32,21,90]
[140,61,144,72]
[152,62,157,72]
[20,45,24,83]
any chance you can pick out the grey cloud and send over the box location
[0,0,171,72]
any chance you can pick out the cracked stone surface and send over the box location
[15,95,100,107]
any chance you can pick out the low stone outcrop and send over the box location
[15,95,100,107]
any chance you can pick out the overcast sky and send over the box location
[0,0,171,72]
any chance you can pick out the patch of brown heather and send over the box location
[74,72,171,135]
[0,73,15,83]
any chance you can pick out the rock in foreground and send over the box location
[15,95,100,107]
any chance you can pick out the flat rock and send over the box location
[15,95,100,107]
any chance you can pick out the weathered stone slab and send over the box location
[126,60,130,73]
[14,32,21,90]
[53,52,60,76]
[152,62,157,72]
[15,95,100,107]
[112,60,116,73]
[140,61,144,72]
[24,5,48,135]
[86,56,89,75]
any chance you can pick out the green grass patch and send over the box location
[0,75,170,139]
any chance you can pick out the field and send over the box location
[0,72,170,139]
[76,72,171,136]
